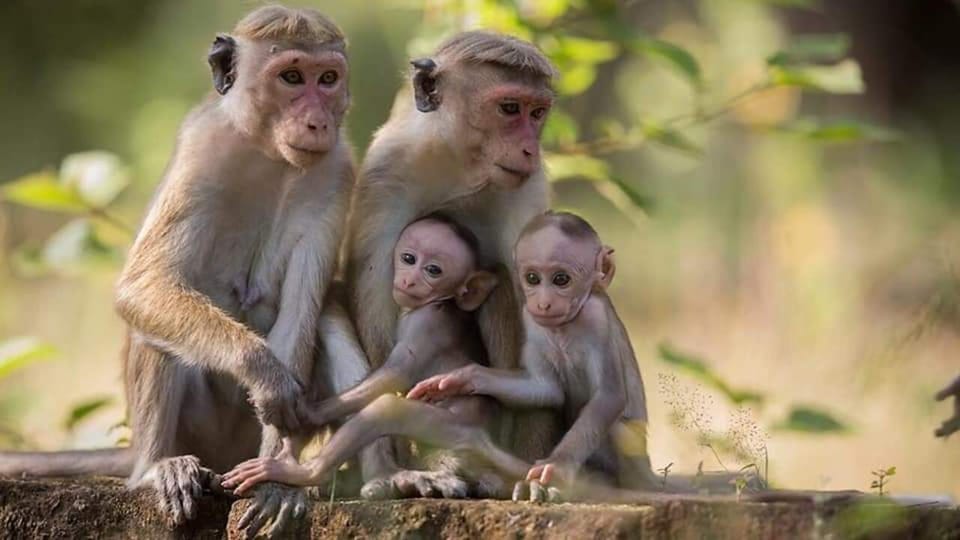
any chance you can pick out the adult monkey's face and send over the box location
[411,54,554,190]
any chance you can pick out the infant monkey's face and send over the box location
[515,225,603,328]
[392,219,476,309]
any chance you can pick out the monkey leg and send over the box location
[313,395,527,499]
[126,343,218,526]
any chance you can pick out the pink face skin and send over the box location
[392,220,476,310]
[259,48,349,166]
[515,226,602,328]
[482,83,552,185]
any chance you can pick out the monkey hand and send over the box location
[147,455,218,526]
[935,374,960,438]
[245,349,305,434]
[235,482,309,540]
[406,366,476,402]
[295,397,336,431]
[511,460,575,503]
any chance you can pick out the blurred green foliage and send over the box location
[0,0,958,499]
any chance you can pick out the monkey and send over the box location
[342,30,559,499]
[935,375,960,438]
[408,211,665,502]
[220,215,531,496]
[0,6,364,537]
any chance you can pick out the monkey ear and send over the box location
[411,58,440,113]
[595,246,616,290]
[208,34,238,95]
[455,270,499,312]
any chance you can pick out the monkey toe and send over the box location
[360,478,397,500]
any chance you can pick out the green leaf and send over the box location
[885,466,897,476]
[633,39,702,88]
[64,396,114,431]
[773,405,850,433]
[779,118,901,143]
[0,337,57,379]
[2,171,86,213]
[640,121,702,155]
[658,343,766,405]
[60,151,130,208]
[607,175,655,213]
[767,34,850,66]
[545,153,611,183]
[770,59,864,94]
[555,63,599,96]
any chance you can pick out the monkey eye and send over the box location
[319,70,338,86]
[552,273,571,287]
[531,107,548,120]
[280,69,305,85]
[499,102,521,116]
[401,253,416,265]
[424,264,443,277]
[525,272,541,286]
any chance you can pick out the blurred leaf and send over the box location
[0,337,57,379]
[546,153,652,215]
[546,153,611,182]
[555,63,599,96]
[885,466,897,476]
[519,0,572,25]
[60,151,130,208]
[766,34,850,66]
[64,396,114,431]
[770,59,864,94]
[779,118,901,143]
[41,218,119,272]
[640,121,702,155]
[10,245,49,278]
[632,39,702,88]
[658,343,766,406]
[2,171,86,213]
[542,109,580,148]
[773,405,849,433]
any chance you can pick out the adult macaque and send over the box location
[221,216,523,495]
[344,31,557,498]
[935,375,960,438]
[409,211,661,501]
[0,6,363,536]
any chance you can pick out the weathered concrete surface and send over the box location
[0,477,957,539]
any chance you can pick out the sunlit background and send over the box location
[1,0,958,499]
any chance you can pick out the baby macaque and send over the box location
[221,215,529,495]
[409,211,660,501]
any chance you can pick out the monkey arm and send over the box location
[545,347,627,470]
[116,242,276,384]
[303,366,411,428]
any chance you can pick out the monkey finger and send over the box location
[539,464,554,485]
[511,481,526,502]
[235,472,270,496]
[239,493,279,534]
[263,499,294,538]
[546,486,563,503]
[528,480,545,503]
[935,376,960,401]
[935,415,960,438]
[525,465,544,482]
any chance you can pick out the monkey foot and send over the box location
[512,480,562,503]
[148,455,218,526]
[237,482,308,539]
[361,469,469,500]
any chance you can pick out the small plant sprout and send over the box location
[657,462,674,488]
[732,475,748,501]
[870,466,896,496]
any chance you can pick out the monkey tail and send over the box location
[0,447,134,478]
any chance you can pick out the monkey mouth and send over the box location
[286,144,325,155]
[496,164,532,180]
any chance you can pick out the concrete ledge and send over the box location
[0,477,957,539]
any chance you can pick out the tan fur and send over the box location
[0,6,359,534]
[342,32,557,494]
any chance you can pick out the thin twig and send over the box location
[89,207,134,237]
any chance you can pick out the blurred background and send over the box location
[0,0,958,498]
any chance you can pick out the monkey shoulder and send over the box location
[578,295,615,337]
